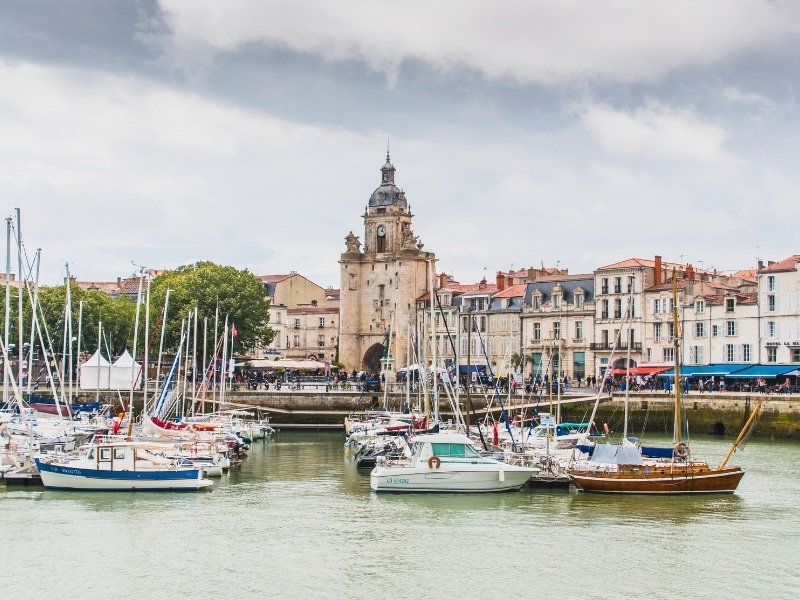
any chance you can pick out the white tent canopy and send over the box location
[110,349,142,390]
[79,349,112,390]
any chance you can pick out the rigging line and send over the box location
[472,314,517,452]
[526,337,557,436]
[434,293,485,446]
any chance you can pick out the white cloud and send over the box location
[157,0,798,85]
[578,101,734,163]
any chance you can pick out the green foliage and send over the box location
[510,352,523,372]
[2,261,274,361]
[3,283,136,358]
[148,261,274,353]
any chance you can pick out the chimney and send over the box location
[758,260,764,271]
[438,273,448,289]
[117,277,121,284]
[686,264,694,280]
[654,255,662,285]
[479,278,486,290]
[496,271,505,292]
[768,261,775,266]
[527,267,534,282]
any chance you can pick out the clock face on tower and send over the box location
[377,225,386,236]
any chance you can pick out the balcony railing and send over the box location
[590,342,642,351]
[601,286,609,294]
[600,311,609,319]
[614,285,622,293]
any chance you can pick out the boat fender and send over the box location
[499,464,505,483]
[427,456,441,469]
[674,442,689,460]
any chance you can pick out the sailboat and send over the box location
[567,272,761,494]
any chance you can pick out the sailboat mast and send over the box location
[26,248,41,396]
[16,208,23,390]
[126,269,145,439]
[672,271,682,445]
[4,218,11,405]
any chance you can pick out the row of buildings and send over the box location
[73,154,800,381]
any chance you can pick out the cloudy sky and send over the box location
[2,1,800,288]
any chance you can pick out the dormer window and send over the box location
[576,293,584,308]
[533,295,541,309]
[553,294,561,309]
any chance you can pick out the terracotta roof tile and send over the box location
[759,255,800,273]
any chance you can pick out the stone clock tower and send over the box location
[339,153,434,373]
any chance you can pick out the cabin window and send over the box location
[431,443,480,458]
[114,448,125,460]
[99,448,111,461]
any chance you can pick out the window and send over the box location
[726,298,735,312]
[724,344,734,362]
[461,317,469,332]
[663,347,674,363]
[667,322,675,341]
[766,321,778,338]
[601,278,609,294]
[318,335,325,348]
[293,335,300,348]
[628,276,635,293]
[531,353,543,371]
[614,299,622,318]
[743,344,751,362]
[654,322,662,342]
[767,294,777,312]
[534,323,541,341]
[534,295,541,309]
[614,277,622,293]
[349,273,357,290]
[285,336,289,348]
[653,298,662,314]
[553,322,561,340]
[554,294,561,309]
[726,321,738,336]
[646,348,652,362]
[318,317,325,328]
[792,349,800,363]
[480,316,486,332]
[696,300,704,314]
[576,293,584,308]
[601,300,609,319]
[695,322,706,338]
[573,352,586,379]
[575,321,583,340]
[712,325,720,337]
[379,284,385,298]
[767,346,778,363]
[478,299,486,311]
[99,448,111,461]
[767,275,776,291]
[689,346,704,364]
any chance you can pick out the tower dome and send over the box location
[369,152,407,207]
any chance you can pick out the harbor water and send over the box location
[2,432,798,600]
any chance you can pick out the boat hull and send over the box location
[370,463,534,493]
[568,463,745,494]
[35,460,213,491]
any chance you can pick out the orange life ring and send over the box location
[427,456,441,469]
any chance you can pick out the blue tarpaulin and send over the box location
[724,365,800,378]
[657,364,750,378]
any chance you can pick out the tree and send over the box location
[148,261,274,354]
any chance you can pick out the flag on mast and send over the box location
[231,324,238,338]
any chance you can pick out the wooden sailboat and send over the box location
[567,272,761,494]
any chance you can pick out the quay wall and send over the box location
[73,389,800,440]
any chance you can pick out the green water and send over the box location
[2,432,798,599]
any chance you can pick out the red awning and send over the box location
[610,366,671,376]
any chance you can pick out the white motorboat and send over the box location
[370,432,536,493]
[34,438,213,491]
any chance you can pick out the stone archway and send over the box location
[612,358,638,370]
[362,343,385,373]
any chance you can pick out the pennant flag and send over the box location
[231,324,238,338]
